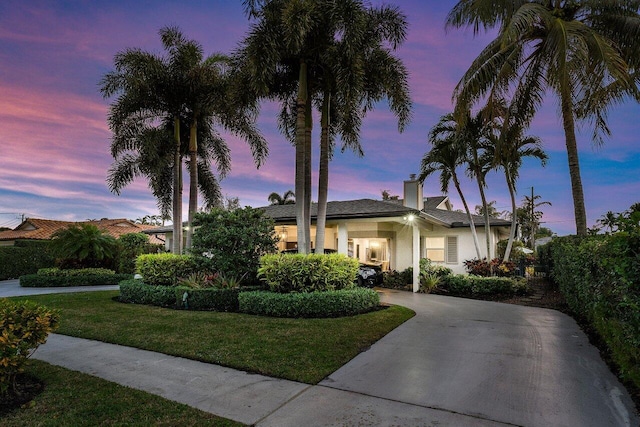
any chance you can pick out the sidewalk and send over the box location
[0,279,118,297]
[30,290,639,426]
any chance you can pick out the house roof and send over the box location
[0,218,165,244]
[260,198,511,228]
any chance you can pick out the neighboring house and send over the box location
[261,176,511,291]
[0,218,165,246]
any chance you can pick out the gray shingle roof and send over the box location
[259,198,511,228]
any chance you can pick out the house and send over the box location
[261,175,511,291]
[0,218,165,246]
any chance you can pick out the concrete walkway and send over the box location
[26,288,639,426]
[0,279,118,297]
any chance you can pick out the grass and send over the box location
[14,291,415,384]
[2,360,243,426]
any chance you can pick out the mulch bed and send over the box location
[0,373,44,416]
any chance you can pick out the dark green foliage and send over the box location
[50,224,118,269]
[258,253,359,293]
[381,269,412,290]
[238,288,380,318]
[118,280,177,307]
[439,275,528,296]
[0,241,55,280]
[190,208,278,284]
[135,254,197,286]
[541,227,639,388]
[20,273,131,287]
[175,287,240,312]
[36,268,115,276]
[116,233,160,274]
[464,258,517,277]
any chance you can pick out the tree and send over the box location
[102,27,267,254]
[474,201,507,219]
[381,190,400,201]
[517,194,551,248]
[268,190,295,205]
[447,0,640,236]
[50,224,118,269]
[420,114,482,260]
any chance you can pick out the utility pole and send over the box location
[531,187,535,250]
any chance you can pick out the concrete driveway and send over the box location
[0,279,118,297]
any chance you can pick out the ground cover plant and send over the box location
[12,291,414,384]
[1,360,241,426]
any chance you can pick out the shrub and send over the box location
[258,253,359,293]
[439,275,528,296]
[190,208,279,285]
[0,241,55,280]
[0,299,59,398]
[116,233,161,274]
[464,258,517,277]
[135,253,197,286]
[178,272,244,289]
[50,224,118,269]
[175,287,240,311]
[119,279,176,307]
[239,288,380,318]
[20,273,131,287]
[36,267,115,276]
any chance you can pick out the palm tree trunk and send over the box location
[316,93,330,253]
[560,93,587,236]
[453,174,482,260]
[295,61,308,253]
[478,180,492,260]
[503,173,517,262]
[172,116,183,254]
[304,91,313,253]
[186,118,198,250]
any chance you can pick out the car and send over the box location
[357,263,383,287]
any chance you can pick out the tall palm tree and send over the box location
[268,190,295,205]
[420,114,482,260]
[447,0,640,236]
[490,107,547,261]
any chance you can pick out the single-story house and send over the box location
[261,176,511,290]
[0,218,165,246]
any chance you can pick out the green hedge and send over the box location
[20,273,131,287]
[0,241,55,280]
[238,288,380,318]
[36,267,115,276]
[119,280,176,307]
[258,253,359,293]
[541,234,640,389]
[175,287,240,312]
[439,275,528,296]
[135,254,197,286]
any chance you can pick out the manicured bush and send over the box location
[0,241,55,280]
[135,253,197,286]
[36,267,115,276]
[0,299,59,398]
[116,233,161,274]
[190,208,279,285]
[239,288,380,318]
[439,275,528,296]
[175,287,240,312]
[258,253,359,293]
[541,226,640,389]
[20,273,131,287]
[118,279,176,307]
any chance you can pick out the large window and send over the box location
[425,236,458,264]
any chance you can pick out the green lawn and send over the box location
[2,361,243,427]
[15,291,414,384]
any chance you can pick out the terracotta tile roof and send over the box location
[0,218,165,245]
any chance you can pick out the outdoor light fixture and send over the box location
[279,226,288,240]
[403,214,415,222]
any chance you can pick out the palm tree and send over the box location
[420,114,482,260]
[490,107,547,261]
[447,1,640,236]
[268,190,295,205]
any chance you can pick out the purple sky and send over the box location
[1,1,638,235]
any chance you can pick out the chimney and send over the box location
[403,174,423,210]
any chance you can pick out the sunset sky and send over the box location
[1,1,638,235]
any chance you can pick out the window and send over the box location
[425,236,458,264]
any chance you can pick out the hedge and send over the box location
[540,234,640,389]
[119,280,176,307]
[175,287,240,312]
[0,241,55,280]
[135,254,197,286]
[20,273,131,287]
[438,275,528,296]
[36,267,115,276]
[258,253,359,293]
[238,288,380,318]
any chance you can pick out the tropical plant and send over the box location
[268,190,295,205]
[447,0,640,236]
[50,224,118,269]
[419,113,483,259]
[517,193,552,248]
